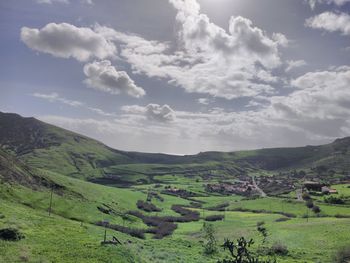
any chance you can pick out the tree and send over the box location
[312,205,321,215]
[305,200,314,209]
[217,237,276,263]
[256,221,268,245]
[202,222,217,255]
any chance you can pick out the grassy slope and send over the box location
[1,164,350,263]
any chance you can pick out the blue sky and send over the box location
[1,0,350,154]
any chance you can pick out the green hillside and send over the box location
[1,111,350,262]
[1,111,350,185]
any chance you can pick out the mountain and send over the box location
[1,111,350,183]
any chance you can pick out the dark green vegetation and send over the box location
[1,111,350,262]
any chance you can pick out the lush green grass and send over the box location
[0,199,141,263]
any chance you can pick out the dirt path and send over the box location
[252,176,267,197]
[296,189,303,201]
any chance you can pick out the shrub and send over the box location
[269,242,288,256]
[95,221,145,239]
[312,205,321,214]
[205,215,224,222]
[136,200,161,212]
[324,196,345,204]
[218,237,276,263]
[275,217,290,222]
[333,245,350,263]
[207,202,229,211]
[305,200,314,209]
[302,192,311,201]
[147,222,177,239]
[0,228,24,241]
[202,223,217,255]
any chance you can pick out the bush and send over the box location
[207,202,229,211]
[137,200,161,212]
[202,223,217,255]
[269,242,288,256]
[324,196,345,204]
[0,228,24,241]
[275,217,290,222]
[302,192,311,201]
[147,222,177,239]
[95,221,145,239]
[204,215,224,222]
[312,205,321,214]
[333,245,350,263]
[305,200,314,209]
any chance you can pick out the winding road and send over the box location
[252,176,267,197]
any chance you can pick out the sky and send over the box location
[1,0,350,154]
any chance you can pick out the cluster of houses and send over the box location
[303,181,338,194]
[206,181,258,196]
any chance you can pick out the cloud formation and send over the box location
[83,60,145,98]
[286,60,307,72]
[21,23,117,61]
[36,0,69,4]
[33,92,83,107]
[95,0,287,99]
[307,0,350,9]
[122,104,176,122]
[32,92,116,117]
[306,12,350,36]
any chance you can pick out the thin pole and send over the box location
[104,227,107,242]
[48,186,53,216]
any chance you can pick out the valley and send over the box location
[1,112,350,262]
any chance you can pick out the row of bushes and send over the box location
[230,207,296,218]
[207,202,229,211]
[204,215,224,222]
[95,221,145,239]
[136,200,161,212]
[127,204,200,239]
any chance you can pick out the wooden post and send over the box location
[104,227,107,242]
[48,185,53,216]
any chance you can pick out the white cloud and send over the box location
[83,60,145,98]
[21,23,117,62]
[32,92,83,107]
[122,104,176,122]
[198,98,210,105]
[285,60,307,72]
[306,0,350,9]
[94,0,287,100]
[32,92,116,117]
[36,0,69,4]
[306,12,350,36]
[37,65,350,154]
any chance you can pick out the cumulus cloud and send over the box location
[21,23,117,61]
[306,0,350,9]
[83,60,145,98]
[198,98,210,105]
[285,60,307,72]
[306,12,350,36]
[94,0,287,99]
[36,65,350,154]
[122,104,176,122]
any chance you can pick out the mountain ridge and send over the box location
[1,111,350,181]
